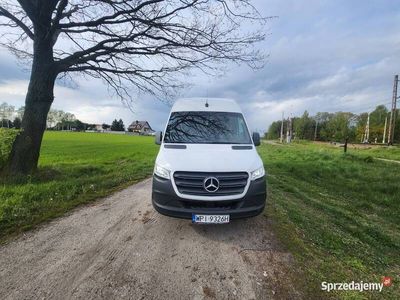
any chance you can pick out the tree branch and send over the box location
[15,0,41,24]
[0,5,34,39]
[59,0,163,29]
[2,0,268,105]
[51,0,68,32]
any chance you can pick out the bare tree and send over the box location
[0,0,267,174]
[0,102,15,127]
[46,109,57,128]
[6,104,15,127]
[0,102,7,126]
[56,110,65,130]
[16,106,25,120]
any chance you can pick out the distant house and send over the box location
[85,124,111,132]
[128,120,154,135]
[94,124,103,131]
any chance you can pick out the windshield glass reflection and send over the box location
[164,111,252,144]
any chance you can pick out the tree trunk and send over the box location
[6,60,56,175]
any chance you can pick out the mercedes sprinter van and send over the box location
[152,98,266,224]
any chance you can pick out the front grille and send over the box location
[173,171,249,196]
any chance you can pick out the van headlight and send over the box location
[154,164,171,179]
[251,166,265,181]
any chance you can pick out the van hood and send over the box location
[156,144,262,173]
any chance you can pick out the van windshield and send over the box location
[163,111,252,144]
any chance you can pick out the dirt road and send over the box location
[0,179,300,299]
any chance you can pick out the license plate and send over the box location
[192,214,230,224]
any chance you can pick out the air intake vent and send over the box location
[173,172,248,196]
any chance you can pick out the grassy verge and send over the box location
[351,146,400,162]
[0,131,158,241]
[259,141,399,299]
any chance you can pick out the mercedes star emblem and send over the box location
[203,177,220,192]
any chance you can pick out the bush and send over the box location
[364,156,374,163]
[0,128,19,169]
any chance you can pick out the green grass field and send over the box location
[0,131,158,240]
[353,145,400,162]
[260,142,400,299]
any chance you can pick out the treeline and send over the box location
[266,105,400,143]
[110,119,125,131]
[0,102,24,129]
[0,102,92,131]
[0,102,128,132]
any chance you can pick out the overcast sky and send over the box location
[0,0,399,132]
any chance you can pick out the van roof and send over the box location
[171,98,242,113]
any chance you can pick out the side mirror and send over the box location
[252,132,260,146]
[155,131,162,145]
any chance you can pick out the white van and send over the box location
[152,98,266,224]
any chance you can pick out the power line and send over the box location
[348,100,393,115]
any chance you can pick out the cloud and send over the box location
[0,0,399,132]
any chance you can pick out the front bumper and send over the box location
[152,174,266,219]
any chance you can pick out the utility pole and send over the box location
[382,116,387,144]
[388,75,398,145]
[363,113,370,143]
[314,120,318,141]
[286,116,292,143]
[280,112,284,143]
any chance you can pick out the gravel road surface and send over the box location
[0,179,301,299]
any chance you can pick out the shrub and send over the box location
[364,156,374,163]
[0,128,20,169]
